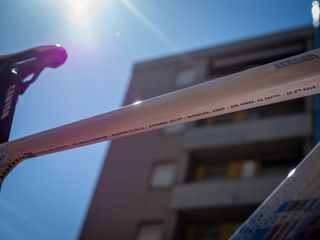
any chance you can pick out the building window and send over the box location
[242,160,258,178]
[163,123,186,135]
[192,162,227,182]
[227,160,260,179]
[175,69,197,88]
[234,111,248,122]
[135,222,163,240]
[175,213,242,240]
[150,161,176,188]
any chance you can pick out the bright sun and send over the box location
[66,0,99,24]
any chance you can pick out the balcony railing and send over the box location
[170,175,285,209]
[183,113,312,150]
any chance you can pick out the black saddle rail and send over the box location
[0,45,67,144]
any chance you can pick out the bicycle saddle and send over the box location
[0,44,68,94]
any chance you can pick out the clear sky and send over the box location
[0,0,314,239]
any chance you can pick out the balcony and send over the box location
[182,113,312,150]
[170,175,285,209]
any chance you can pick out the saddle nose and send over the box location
[36,44,68,68]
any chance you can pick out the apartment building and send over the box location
[81,27,316,240]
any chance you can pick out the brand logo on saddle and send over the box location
[1,85,16,120]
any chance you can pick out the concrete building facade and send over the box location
[81,27,316,240]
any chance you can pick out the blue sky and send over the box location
[0,0,314,239]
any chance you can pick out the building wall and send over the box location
[81,27,315,240]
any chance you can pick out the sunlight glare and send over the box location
[11,68,18,75]
[287,168,296,178]
[133,100,142,105]
[312,1,320,27]
[120,0,176,49]
[67,0,99,25]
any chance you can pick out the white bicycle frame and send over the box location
[1,49,320,185]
